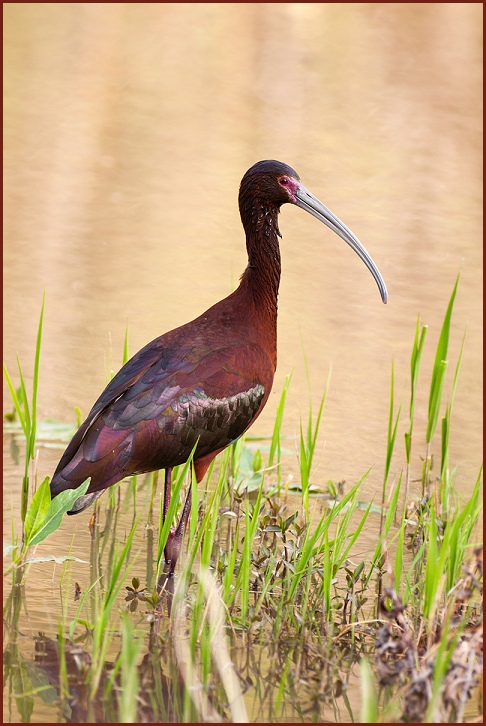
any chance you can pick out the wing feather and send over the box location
[51,340,271,499]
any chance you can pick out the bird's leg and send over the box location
[163,467,172,519]
[163,468,175,564]
[168,482,192,576]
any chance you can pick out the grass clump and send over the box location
[3,275,482,723]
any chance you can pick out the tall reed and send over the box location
[3,293,45,534]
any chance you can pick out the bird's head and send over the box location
[239,159,388,303]
[239,160,301,208]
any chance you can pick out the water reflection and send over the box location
[3,487,366,724]
[6,629,176,723]
[4,5,482,500]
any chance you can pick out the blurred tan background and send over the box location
[4,3,482,501]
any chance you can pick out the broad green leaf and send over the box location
[24,477,51,545]
[28,479,90,546]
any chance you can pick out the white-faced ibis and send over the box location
[50,160,387,574]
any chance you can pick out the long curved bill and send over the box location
[294,185,388,303]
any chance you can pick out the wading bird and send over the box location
[50,160,387,574]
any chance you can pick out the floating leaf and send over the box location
[3,543,19,557]
[356,501,382,515]
[287,481,321,493]
[23,555,88,565]
[3,418,78,443]
[234,446,264,494]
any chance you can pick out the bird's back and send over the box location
[50,290,276,503]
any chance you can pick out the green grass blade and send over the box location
[335,501,372,569]
[117,613,142,722]
[440,330,466,485]
[288,481,363,603]
[16,357,33,524]
[359,658,379,722]
[30,292,45,461]
[16,356,32,443]
[268,372,292,469]
[427,274,459,442]
[122,323,130,365]
[384,361,402,487]
[426,360,448,443]
[3,364,27,437]
[410,317,427,394]
[430,274,459,389]
[393,512,406,597]
[425,612,466,722]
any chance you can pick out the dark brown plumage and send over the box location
[50,160,387,573]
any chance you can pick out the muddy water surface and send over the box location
[4,3,482,722]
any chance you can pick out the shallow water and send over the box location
[3,3,482,722]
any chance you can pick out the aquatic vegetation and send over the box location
[3,278,482,723]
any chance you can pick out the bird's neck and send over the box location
[239,201,282,325]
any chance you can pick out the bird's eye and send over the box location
[280,177,289,186]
